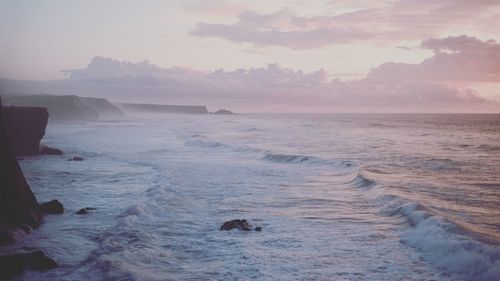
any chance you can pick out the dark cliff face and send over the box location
[1,106,49,156]
[0,99,42,244]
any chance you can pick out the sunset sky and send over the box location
[1,0,499,112]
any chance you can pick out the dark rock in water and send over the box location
[68,156,84,161]
[0,251,58,280]
[40,200,64,214]
[39,145,63,155]
[0,98,43,245]
[212,109,234,115]
[254,226,262,231]
[76,207,96,215]
[220,219,252,231]
[1,105,48,156]
[76,208,88,215]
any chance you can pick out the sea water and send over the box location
[3,113,500,281]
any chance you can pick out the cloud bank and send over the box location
[1,35,498,112]
[190,1,500,49]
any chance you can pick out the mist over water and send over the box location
[3,113,500,280]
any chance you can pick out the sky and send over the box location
[0,0,499,112]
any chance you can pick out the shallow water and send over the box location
[3,113,500,280]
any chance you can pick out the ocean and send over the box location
[3,113,500,280]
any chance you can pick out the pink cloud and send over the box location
[189,1,500,49]
[368,35,500,82]
[2,35,498,112]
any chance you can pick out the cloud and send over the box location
[189,1,500,49]
[189,9,373,49]
[367,35,500,82]
[3,35,498,112]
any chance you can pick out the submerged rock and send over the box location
[220,219,253,231]
[39,145,63,155]
[76,208,88,215]
[76,208,95,215]
[40,200,64,214]
[68,156,84,161]
[0,251,58,280]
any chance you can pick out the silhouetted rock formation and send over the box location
[1,105,63,156]
[1,106,48,156]
[0,99,43,245]
[68,156,84,161]
[39,200,64,215]
[76,208,87,215]
[0,251,57,280]
[212,109,234,115]
[75,208,96,215]
[119,103,208,114]
[39,145,63,156]
[220,219,253,231]
[3,95,124,121]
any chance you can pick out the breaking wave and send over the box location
[261,152,355,169]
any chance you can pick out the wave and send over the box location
[263,153,315,163]
[262,152,355,168]
[400,203,500,281]
[477,144,500,152]
[345,173,377,189]
[374,193,500,280]
[184,135,224,148]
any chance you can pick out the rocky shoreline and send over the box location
[0,96,237,279]
[0,97,62,279]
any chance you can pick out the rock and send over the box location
[76,207,95,215]
[254,227,262,231]
[1,105,48,156]
[212,109,234,115]
[76,208,88,215]
[68,156,84,161]
[0,230,15,246]
[0,251,58,280]
[40,200,64,214]
[220,219,252,231]
[0,98,43,245]
[39,145,63,155]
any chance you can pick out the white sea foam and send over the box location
[9,113,499,281]
[400,203,500,281]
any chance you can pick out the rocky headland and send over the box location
[0,98,61,279]
[3,94,124,122]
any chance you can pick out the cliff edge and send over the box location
[1,106,49,156]
[0,98,43,245]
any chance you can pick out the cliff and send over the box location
[80,97,124,118]
[0,99,43,245]
[1,106,49,156]
[119,103,208,114]
[3,95,123,121]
